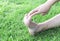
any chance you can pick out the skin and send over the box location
[23,0,60,35]
[28,0,58,16]
[23,14,60,35]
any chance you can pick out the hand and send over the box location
[28,3,51,16]
[23,14,32,26]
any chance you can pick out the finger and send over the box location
[30,11,40,17]
[28,9,38,16]
[24,10,39,20]
[27,11,40,21]
[24,14,32,21]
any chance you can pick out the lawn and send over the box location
[0,0,60,41]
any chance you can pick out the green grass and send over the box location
[0,0,60,41]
